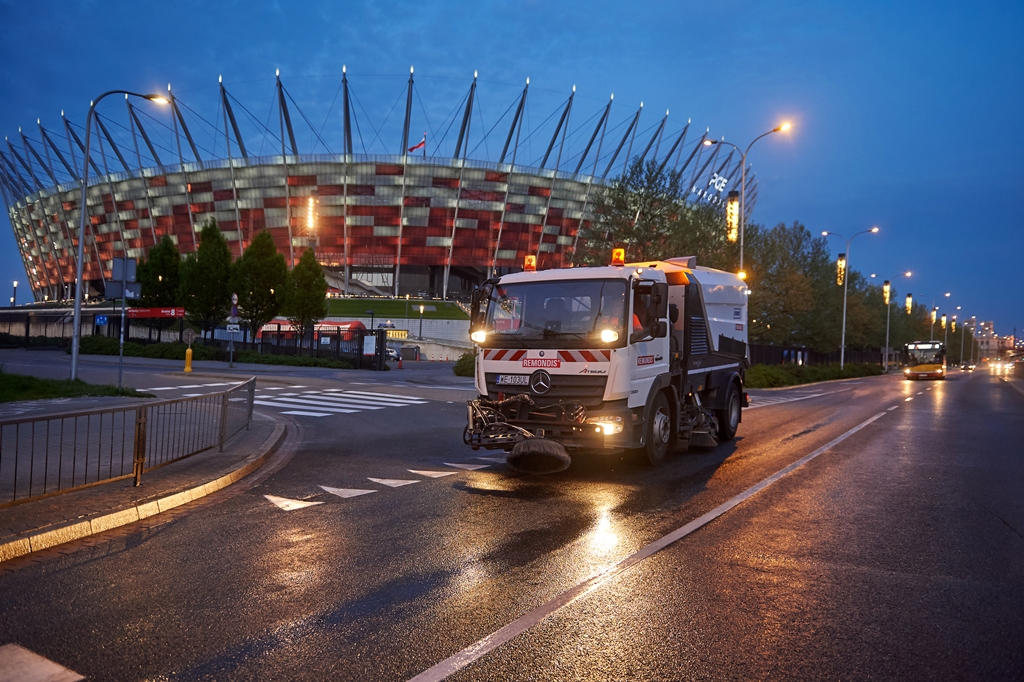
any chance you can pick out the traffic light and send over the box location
[836,254,846,286]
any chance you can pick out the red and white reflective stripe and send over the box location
[482,349,527,361]
[558,350,611,363]
[481,349,610,362]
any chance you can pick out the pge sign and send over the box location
[708,173,729,192]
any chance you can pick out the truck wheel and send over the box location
[716,383,741,441]
[644,392,673,465]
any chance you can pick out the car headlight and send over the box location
[470,330,487,343]
[600,328,619,343]
[585,415,624,435]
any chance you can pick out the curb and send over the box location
[0,418,287,563]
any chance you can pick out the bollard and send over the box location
[398,357,403,369]
[184,347,193,373]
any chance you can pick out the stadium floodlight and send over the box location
[71,89,167,381]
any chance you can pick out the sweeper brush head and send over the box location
[507,438,572,474]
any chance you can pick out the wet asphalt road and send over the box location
[0,364,1022,680]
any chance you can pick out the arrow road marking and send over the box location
[367,478,420,488]
[265,495,324,511]
[409,470,459,478]
[320,486,377,498]
[444,463,490,471]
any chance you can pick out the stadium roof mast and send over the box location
[125,96,159,247]
[491,77,529,277]
[602,101,643,179]
[443,70,478,301]
[536,85,575,265]
[7,134,62,298]
[167,84,197,246]
[276,69,297,266]
[395,66,415,296]
[219,76,244,251]
[341,65,352,294]
[569,93,613,258]
[34,119,79,291]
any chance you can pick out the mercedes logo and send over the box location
[530,370,552,395]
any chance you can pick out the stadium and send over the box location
[1,69,756,302]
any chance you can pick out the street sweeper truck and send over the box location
[463,250,750,473]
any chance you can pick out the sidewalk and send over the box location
[0,410,286,564]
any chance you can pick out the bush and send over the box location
[234,351,352,370]
[746,362,883,388]
[0,332,70,348]
[453,351,476,377]
[78,335,224,361]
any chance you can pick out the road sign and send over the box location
[111,257,137,283]
[226,324,240,333]
[95,315,108,326]
[105,281,142,299]
[183,329,196,345]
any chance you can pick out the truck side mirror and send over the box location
[669,303,679,324]
[652,282,669,318]
[469,289,484,328]
[652,320,668,338]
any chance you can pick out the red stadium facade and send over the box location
[1,71,751,301]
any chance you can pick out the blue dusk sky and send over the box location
[1,0,1021,335]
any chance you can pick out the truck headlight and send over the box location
[585,415,624,435]
[600,329,619,343]
[470,330,487,343]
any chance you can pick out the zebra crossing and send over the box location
[252,388,428,417]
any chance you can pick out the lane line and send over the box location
[887,405,899,411]
[745,387,851,410]
[409,410,888,682]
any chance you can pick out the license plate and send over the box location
[495,374,530,386]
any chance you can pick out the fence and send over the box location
[748,343,881,367]
[0,378,255,508]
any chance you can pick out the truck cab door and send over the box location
[628,281,670,409]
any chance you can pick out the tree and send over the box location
[178,219,232,340]
[574,157,736,268]
[229,231,288,345]
[283,248,328,345]
[137,235,181,332]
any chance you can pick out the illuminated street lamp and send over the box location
[419,304,425,338]
[836,254,846,286]
[928,292,951,341]
[704,122,792,278]
[11,280,17,308]
[70,89,168,380]
[822,227,879,369]
[905,293,913,315]
[871,271,911,372]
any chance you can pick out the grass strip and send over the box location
[0,369,153,403]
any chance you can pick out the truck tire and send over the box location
[644,392,673,465]
[716,382,741,441]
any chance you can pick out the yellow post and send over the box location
[184,347,193,373]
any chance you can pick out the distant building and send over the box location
[976,321,1014,359]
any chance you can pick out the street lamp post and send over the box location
[704,122,791,277]
[70,90,168,380]
[11,281,17,308]
[366,310,375,330]
[871,271,911,372]
[823,227,879,369]
[419,304,425,338]
[927,292,951,341]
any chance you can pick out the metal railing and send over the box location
[0,378,255,508]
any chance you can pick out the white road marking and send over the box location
[279,410,333,417]
[367,478,420,488]
[182,393,204,397]
[476,456,508,464]
[257,397,360,413]
[147,386,178,391]
[339,390,428,404]
[887,405,899,411]
[905,397,913,401]
[444,463,490,471]
[745,388,852,410]
[289,385,306,388]
[265,494,324,511]
[177,384,203,389]
[320,486,376,498]
[410,411,889,681]
[293,395,387,409]
[264,387,283,391]
[0,643,83,682]
[917,391,924,395]
[409,470,459,478]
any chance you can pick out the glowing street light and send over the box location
[70,89,168,380]
[725,190,740,242]
[871,271,911,372]
[906,293,913,315]
[704,121,792,277]
[11,280,17,308]
[822,227,879,369]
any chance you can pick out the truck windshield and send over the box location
[484,279,627,346]
[906,343,944,367]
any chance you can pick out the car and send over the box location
[385,347,400,361]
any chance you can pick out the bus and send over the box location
[903,341,946,380]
